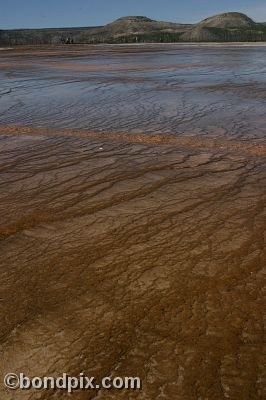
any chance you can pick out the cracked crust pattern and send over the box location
[0,45,265,399]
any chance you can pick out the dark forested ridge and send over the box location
[1,12,266,45]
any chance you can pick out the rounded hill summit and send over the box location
[198,12,255,29]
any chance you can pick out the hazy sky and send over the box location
[1,0,266,29]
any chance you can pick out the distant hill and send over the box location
[180,12,266,42]
[198,12,255,29]
[1,12,266,45]
[94,16,190,35]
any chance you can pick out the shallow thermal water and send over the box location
[0,45,265,400]
[1,44,266,141]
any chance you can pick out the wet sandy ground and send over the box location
[0,45,265,399]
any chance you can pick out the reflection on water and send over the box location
[0,45,265,400]
[1,44,266,140]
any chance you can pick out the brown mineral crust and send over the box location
[0,132,265,399]
[0,45,265,400]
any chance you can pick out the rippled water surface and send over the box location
[0,45,265,399]
[1,44,266,140]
